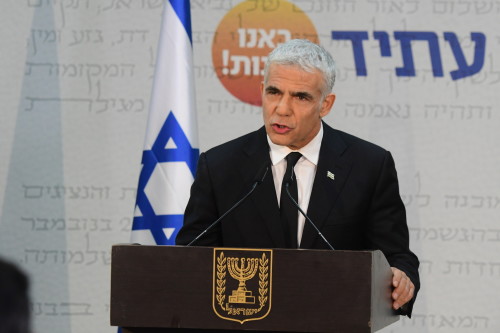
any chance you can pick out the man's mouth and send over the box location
[271,123,292,134]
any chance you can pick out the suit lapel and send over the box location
[300,124,353,249]
[242,128,286,248]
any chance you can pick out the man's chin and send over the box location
[267,134,290,147]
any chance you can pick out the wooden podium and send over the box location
[110,245,398,333]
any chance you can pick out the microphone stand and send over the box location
[285,181,335,251]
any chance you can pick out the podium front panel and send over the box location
[111,245,397,332]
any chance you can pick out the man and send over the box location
[176,39,419,315]
[0,257,31,333]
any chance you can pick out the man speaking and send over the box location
[176,39,419,315]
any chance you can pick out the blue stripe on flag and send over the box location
[169,0,192,43]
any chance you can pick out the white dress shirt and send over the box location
[267,124,323,246]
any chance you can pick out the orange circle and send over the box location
[212,0,318,106]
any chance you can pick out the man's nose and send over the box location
[275,95,292,116]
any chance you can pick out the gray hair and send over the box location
[263,39,336,95]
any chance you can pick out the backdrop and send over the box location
[1,1,499,332]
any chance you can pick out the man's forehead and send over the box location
[265,66,323,93]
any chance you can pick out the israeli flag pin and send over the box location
[327,171,335,180]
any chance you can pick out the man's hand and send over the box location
[391,267,415,310]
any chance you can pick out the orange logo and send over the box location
[212,0,318,106]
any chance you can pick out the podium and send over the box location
[110,245,398,333]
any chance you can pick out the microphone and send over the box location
[186,163,270,246]
[285,171,335,251]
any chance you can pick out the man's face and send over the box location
[261,64,335,150]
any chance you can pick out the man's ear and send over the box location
[320,93,336,118]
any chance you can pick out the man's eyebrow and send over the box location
[265,85,281,93]
[290,91,313,100]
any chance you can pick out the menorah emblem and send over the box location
[213,248,272,324]
[227,257,259,304]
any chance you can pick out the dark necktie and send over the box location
[280,152,302,248]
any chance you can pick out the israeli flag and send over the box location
[131,0,199,245]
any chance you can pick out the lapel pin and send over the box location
[327,171,335,180]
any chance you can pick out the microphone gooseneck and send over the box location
[285,170,335,251]
[186,164,269,246]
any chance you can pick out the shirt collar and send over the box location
[267,123,323,166]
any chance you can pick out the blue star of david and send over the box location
[132,111,199,244]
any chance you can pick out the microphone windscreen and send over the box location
[253,163,270,184]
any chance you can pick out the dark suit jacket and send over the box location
[176,123,420,315]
